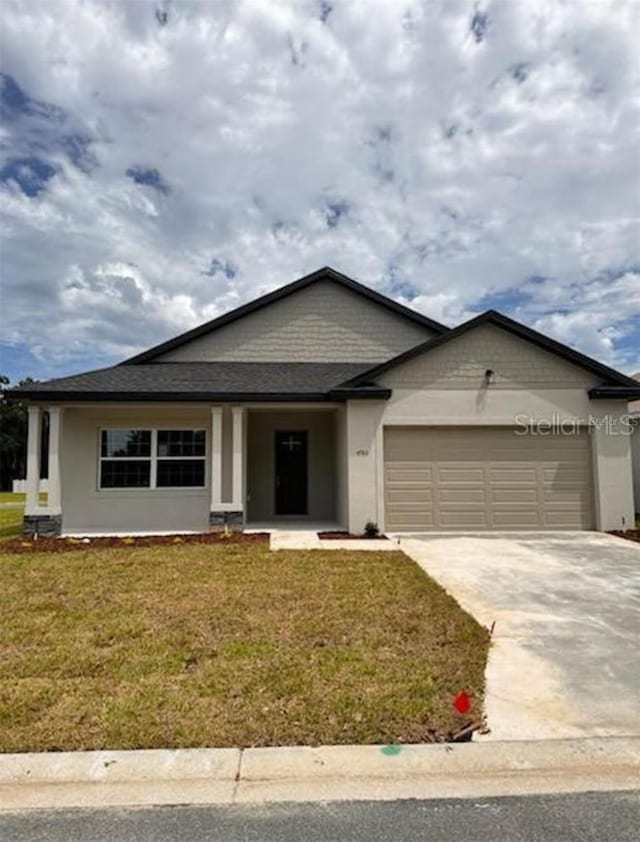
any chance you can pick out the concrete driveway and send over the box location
[398,532,640,741]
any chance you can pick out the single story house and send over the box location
[9,266,639,537]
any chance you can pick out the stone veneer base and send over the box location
[23,514,62,538]
[209,511,244,532]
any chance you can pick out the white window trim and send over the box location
[98,427,207,491]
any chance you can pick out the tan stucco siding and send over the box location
[61,406,211,534]
[379,324,599,390]
[632,422,640,513]
[382,387,599,426]
[345,400,386,533]
[344,390,634,534]
[334,406,349,528]
[157,280,435,363]
[364,324,632,530]
[591,402,636,531]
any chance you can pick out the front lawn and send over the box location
[0,493,48,541]
[0,492,24,504]
[0,492,47,504]
[0,507,22,540]
[0,543,489,751]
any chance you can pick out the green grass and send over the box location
[0,492,47,504]
[0,493,48,540]
[0,507,22,540]
[0,493,23,503]
[0,543,489,751]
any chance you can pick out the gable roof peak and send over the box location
[341,307,640,391]
[122,266,448,365]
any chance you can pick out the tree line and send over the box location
[0,375,48,491]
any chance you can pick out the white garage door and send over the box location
[384,427,594,531]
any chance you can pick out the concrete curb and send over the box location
[1,738,638,811]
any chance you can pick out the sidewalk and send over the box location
[1,738,638,811]
[269,529,401,550]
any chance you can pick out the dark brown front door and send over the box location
[275,431,308,515]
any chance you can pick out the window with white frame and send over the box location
[99,429,206,489]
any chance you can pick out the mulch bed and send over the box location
[318,531,389,540]
[608,530,640,544]
[1,532,270,554]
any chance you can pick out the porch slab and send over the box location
[266,527,402,551]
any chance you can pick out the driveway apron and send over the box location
[399,533,640,741]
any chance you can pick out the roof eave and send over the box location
[588,386,640,400]
[4,389,369,403]
[327,387,392,400]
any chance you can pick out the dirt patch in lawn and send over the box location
[318,531,389,540]
[608,530,640,544]
[2,531,269,553]
[0,543,489,751]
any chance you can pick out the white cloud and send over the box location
[1,0,639,377]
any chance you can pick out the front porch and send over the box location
[21,402,348,536]
[244,407,347,528]
[22,405,62,537]
[245,521,342,532]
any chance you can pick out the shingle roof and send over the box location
[7,362,388,401]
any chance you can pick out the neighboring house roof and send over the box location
[122,266,449,365]
[343,310,640,398]
[7,362,390,402]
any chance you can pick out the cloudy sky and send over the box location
[1,0,639,383]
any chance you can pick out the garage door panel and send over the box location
[490,467,538,483]
[492,509,541,529]
[386,467,433,483]
[542,471,590,486]
[384,427,593,532]
[438,467,484,483]
[544,496,592,510]
[390,512,436,527]
[544,488,591,502]
[386,489,433,504]
[491,488,539,503]
[545,510,592,528]
[439,488,485,503]
[440,510,488,528]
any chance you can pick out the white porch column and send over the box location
[47,406,63,514]
[231,406,245,509]
[210,406,223,508]
[25,405,41,516]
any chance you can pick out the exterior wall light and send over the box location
[484,369,495,385]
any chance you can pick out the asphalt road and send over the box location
[1,791,638,841]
